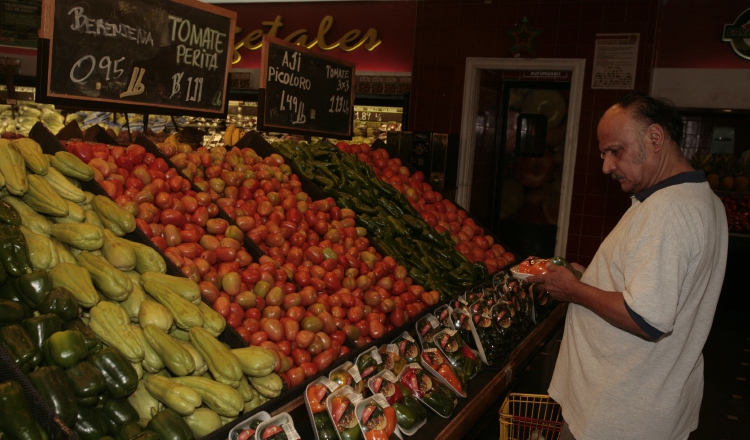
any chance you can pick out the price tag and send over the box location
[321,377,338,393]
[386,344,399,355]
[426,315,441,328]
[373,393,389,408]
[402,333,415,342]
[349,393,363,405]
[371,350,382,365]
[281,423,300,440]
[348,365,362,384]
[382,370,397,382]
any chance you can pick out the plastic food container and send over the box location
[305,377,340,440]
[254,412,300,440]
[355,393,403,440]
[228,411,271,440]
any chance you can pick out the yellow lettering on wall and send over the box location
[231,15,382,64]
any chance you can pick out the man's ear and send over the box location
[645,124,665,152]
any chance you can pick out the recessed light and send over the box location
[722,109,733,113]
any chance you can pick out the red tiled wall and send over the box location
[409,0,661,265]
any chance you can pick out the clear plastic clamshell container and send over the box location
[354,346,384,386]
[254,412,300,440]
[433,304,455,330]
[367,369,427,436]
[228,411,271,440]
[433,328,483,382]
[355,393,403,440]
[397,363,457,419]
[325,385,363,440]
[391,331,421,364]
[329,360,366,395]
[378,343,407,375]
[304,376,340,440]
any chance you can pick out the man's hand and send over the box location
[528,263,582,303]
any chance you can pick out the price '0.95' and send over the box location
[70,54,126,84]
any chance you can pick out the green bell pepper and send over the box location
[88,347,139,399]
[74,406,110,440]
[117,422,143,440]
[0,223,32,277]
[403,393,427,423]
[0,323,42,373]
[27,365,79,427]
[146,408,193,440]
[63,318,103,355]
[0,380,48,440]
[43,329,89,368]
[0,199,21,226]
[313,411,337,440]
[99,397,141,436]
[0,297,27,325]
[36,286,79,322]
[16,269,52,309]
[339,425,361,440]
[22,313,63,352]
[128,430,163,440]
[64,360,107,407]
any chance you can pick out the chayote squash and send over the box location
[248,373,283,398]
[188,327,243,388]
[76,251,133,301]
[11,138,48,175]
[88,302,144,363]
[182,408,222,438]
[138,300,173,332]
[48,262,99,308]
[132,325,165,374]
[92,195,136,237]
[50,223,103,251]
[140,278,203,331]
[140,272,200,304]
[130,241,167,274]
[22,174,68,216]
[41,167,85,202]
[101,230,137,271]
[143,375,202,416]
[3,195,52,236]
[49,151,94,181]
[197,302,225,337]
[170,376,243,418]
[231,346,276,377]
[143,324,195,377]
[0,139,28,195]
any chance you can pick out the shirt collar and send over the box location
[633,170,706,202]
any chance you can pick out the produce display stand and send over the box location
[8,121,567,440]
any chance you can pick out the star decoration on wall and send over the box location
[506,16,543,56]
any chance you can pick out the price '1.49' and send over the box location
[329,95,349,114]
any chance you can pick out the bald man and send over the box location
[529,93,728,440]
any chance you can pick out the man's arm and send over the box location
[528,264,653,341]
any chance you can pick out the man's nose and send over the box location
[602,156,616,175]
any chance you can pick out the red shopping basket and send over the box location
[499,393,563,440]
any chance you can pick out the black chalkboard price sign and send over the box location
[38,0,236,116]
[259,36,355,138]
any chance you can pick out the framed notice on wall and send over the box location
[591,33,640,90]
[37,0,236,116]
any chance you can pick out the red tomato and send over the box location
[300,362,319,379]
[313,349,336,371]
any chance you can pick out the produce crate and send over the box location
[499,393,563,440]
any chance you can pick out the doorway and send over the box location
[457,58,585,258]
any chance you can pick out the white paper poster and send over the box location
[592,33,640,90]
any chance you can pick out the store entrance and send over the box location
[456,58,585,259]
[490,81,571,258]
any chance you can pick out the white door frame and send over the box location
[456,58,586,257]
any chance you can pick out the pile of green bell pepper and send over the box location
[27,365,79,427]
[0,323,42,372]
[0,200,32,279]
[275,139,490,298]
[0,380,48,440]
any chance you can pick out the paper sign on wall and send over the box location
[592,33,640,90]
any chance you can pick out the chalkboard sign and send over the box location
[38,0,236,116]
[258,36,355,138]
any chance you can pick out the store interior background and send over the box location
[2,0,750,436]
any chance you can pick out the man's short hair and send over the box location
[617,92,684,148]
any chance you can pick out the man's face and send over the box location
[597,106,653,194]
